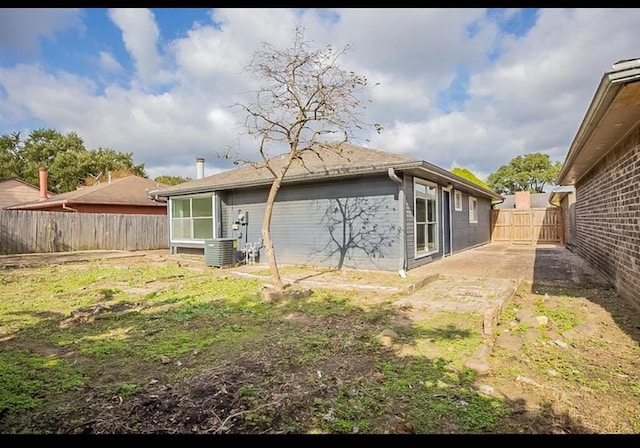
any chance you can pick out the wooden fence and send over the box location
[0,210,168,255]
[490,207,563,245]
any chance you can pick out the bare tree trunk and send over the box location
[262,153,297,293]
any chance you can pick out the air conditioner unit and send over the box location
[204,238,237,268]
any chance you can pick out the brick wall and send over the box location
[560,193,576,249]
[575,125,640,308]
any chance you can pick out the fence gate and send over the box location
[491,207,563,245]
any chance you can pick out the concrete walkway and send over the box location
[394,244,610,334]
[408,243,609,287]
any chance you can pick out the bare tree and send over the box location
[232,24,381,293]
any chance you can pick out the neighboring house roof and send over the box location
[0,177,55,209]
[549,185,576,207]
[150,142,504,201]
[557,58,640,185]
[7,175,168,210]
[494,192,553,209]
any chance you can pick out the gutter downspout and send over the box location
[62,204,78,212]
[388,168,407,278]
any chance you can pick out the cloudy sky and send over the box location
[1,8,638,183]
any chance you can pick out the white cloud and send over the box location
[107,8,161,80]
[98,51,124,73]
[0,8,82,55]
[1,7,640,183]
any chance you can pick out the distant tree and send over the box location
[451,167,491,190]
[83,168,142,186]
[0,129,146,193]
[230,24,381,293]
[81,148,146,186]
[487,153,562,195]
[153,175,192,186]
[0,132,21,179]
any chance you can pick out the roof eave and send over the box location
[151,159,503,201]
[7,199,68,210]
[150,162,423,198]
[557,62,640,186]
[412,161,504,201]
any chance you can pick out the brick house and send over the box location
[556,58,640,308]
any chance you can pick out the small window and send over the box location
[469,197,478,223]
[454,190,462,211]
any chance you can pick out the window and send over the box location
[170,195,214,241]
[454,190,462,211]
[414,180,438,257]
[469,196,478,223]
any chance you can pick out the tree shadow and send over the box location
[316,197,399,270]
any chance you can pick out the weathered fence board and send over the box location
[490,207,563,245]
[0,210,168,255]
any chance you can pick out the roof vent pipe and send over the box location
[196,158,205,180]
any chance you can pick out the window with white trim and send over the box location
[454,190,462,211]
[170,195,215,241]
[414,180,438,256]
[469,196,478,223]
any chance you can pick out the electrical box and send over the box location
[204,238,237,268]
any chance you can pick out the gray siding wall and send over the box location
[221,174,402,271]
[404,174,491,270]
[451,191,491,253]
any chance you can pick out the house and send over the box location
[148,143,503,273]
[555,58,640,307]
[493,192,553,209]
[548,185,576,251]
[7,169,168,215]
[0,177,54,209]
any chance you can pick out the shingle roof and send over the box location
[0,178,56,209]
[154,143,418,196]
[7,175,168,209]
[151,142,503,200]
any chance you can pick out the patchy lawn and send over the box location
[0,255,638,434]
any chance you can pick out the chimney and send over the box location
[39,166,48,201]
[196,158,205,180]
[515,191,531,209]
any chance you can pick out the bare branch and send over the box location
[224,22,381,292]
